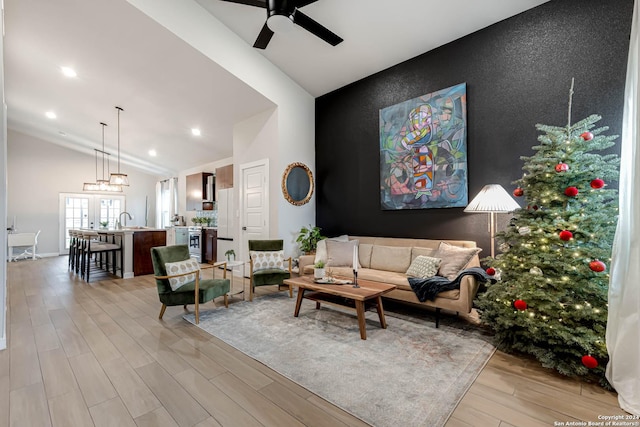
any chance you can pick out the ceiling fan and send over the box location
[221,0,343,49]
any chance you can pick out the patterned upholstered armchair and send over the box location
[248,239,292,301]
[151,245,230,324]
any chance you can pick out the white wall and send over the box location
[7,130,161,255]
[1,0,7,350]
[127,0,316,258]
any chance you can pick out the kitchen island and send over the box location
[72,227,166,278]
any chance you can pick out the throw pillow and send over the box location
[406,255,441,278]
[314,235,349,265]
[326,240,360,267]
[164,259,201,291]
[436,242,482,280]
[250,250,285,272]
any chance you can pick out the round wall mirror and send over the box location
[282,162,314,206]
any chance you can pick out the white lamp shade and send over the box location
[464,184,520,213]
[110,173,129,186]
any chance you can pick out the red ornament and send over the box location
[513,187,524,197]
[559,230,573,241]
[564,186,579,197]
[580,131,594,141]
[486,267,496,276]
[590,178,605,189]
[513,299,527,311]
[555,163,569,172]
[582,355,598,369]
[589,260,606,272]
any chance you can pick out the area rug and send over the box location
[184,292,495,427]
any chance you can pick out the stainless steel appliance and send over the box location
[188,226,202,261]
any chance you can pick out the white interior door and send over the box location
[240,160,269,262]
[59,193,125,252]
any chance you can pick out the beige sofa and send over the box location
[299,236,481,327]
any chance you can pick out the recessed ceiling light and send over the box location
[191,128,201,136]
[60,66,77,78]
[148,149,157,157]
[45,111,57,119]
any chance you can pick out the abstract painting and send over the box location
[380,83,468,210]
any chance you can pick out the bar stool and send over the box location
[81,231,121,282]
[69,230,80,271]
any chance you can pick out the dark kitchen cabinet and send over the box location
[215,164,233,190]
[133,231,167,276]
[186,172,213,211]
[203,228,217,263]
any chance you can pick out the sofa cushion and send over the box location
[358,243,373,268]
[164,259,200,291]
[314,235,349,265]
[436,242,482,280]
[326,240,360,267]
[370,245,412,273]
[406,255,441,278]
[411,246,438,262]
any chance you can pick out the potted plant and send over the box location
[224,249,235,262]
[314,260,326,279]
[99,221,109,229]
[296,225,325,254]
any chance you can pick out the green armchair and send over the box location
[151,245,230,324]
[248,239,292,301]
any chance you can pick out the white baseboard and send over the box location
[123,272,135,279]
[0,334,6,350]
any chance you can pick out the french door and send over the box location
[59,193,126,252]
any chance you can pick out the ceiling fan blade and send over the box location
[219,0,266,8]
[292,10,343,46]
[253,22,275,49]
[296,0,318,8]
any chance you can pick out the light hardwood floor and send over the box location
[1,256,627,427]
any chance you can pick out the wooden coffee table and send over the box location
[284,275,396,340]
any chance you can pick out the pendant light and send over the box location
[84,122,121,192]
[110,106,129,186]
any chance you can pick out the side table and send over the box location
[225,260,246,300]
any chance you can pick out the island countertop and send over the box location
[72,228,166,277]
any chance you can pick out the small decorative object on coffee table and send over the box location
[314,260,326,279]
[352,245,359,288]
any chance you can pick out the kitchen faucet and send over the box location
[116,211,133,229]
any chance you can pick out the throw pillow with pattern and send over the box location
[406,255,441,278]
[165,259,200,291]
[251,250,285,272]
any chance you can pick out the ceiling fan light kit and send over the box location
[222,0,343,49]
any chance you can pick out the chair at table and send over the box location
[248,239,292,301]
[151,245,230,324]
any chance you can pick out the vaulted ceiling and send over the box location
[4,0,549,176]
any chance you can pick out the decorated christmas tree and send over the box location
[476,80,620,386]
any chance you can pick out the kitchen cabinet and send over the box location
[215,164,233,190]
[203,228,217,263]
[132,230,167,276]
[186,172,213,211]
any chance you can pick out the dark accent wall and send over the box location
[315,0,633,255]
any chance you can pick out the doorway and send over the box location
[239,159,269,263]
[59,193,126,253]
